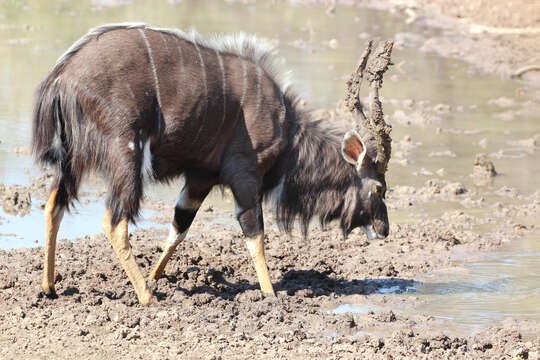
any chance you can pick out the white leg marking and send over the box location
[138,28,162,109]
[176,187,202,210]
[235,60,248,121]
[166,189,202,247]
[166,224,187,247]
[141,138,154,181]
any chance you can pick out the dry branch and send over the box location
[511,64,540,78]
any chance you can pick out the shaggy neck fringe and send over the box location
[268,95,361,236]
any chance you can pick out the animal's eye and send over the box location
[372,183,382,196]
[371,183,386,199]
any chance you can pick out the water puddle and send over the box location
[0,195,167,250]
[331,233,540,335]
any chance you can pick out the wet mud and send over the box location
[1,177,539,358]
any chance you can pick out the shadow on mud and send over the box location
[151,268,422,301]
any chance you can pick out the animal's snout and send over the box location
[373,218,389,239]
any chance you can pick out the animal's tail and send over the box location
[32,68,82,208]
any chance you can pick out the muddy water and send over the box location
[331,233,540,335]
[413,234,540,333]
[0,0,539,335]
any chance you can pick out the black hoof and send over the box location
[42,289,58,299]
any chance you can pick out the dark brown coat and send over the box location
[33,23,389,238]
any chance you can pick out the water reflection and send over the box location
[331,236,540,334]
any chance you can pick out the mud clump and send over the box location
[0,184,32,216]
[473,153,497,185]
[416,179,468,199]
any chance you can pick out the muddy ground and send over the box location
[1,0,540,359]
[1,179,540,359]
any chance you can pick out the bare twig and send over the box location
[511,65,540,78]
[469,24,540,35]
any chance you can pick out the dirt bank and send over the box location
[365,0,540,86]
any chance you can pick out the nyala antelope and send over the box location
[32,23,393,305]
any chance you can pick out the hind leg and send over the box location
[101,144,156,305]
[42,187,66,296]
[103,209,156,305]
[150,173,215,279]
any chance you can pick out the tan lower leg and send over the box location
[103,209,156,305]
[150,224,186,279]
[149,244,178,280]
[42,188,64,295]
[245,233,275,296]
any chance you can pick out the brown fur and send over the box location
[32,24,388,237]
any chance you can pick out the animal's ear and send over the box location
[341,130,367,169]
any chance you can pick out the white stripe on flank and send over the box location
[236,60,248,121]
[53,23,292,97]
[215,49,227,127]
[138,28,162,108]
[175,38,184,70]
[191,41,208,144]
[159,32,168,52]
[254,66,263,116]
[194,41,208,102]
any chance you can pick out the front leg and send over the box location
[149,188,201,280]
[236,203,275,296]
[150,176,214,280]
